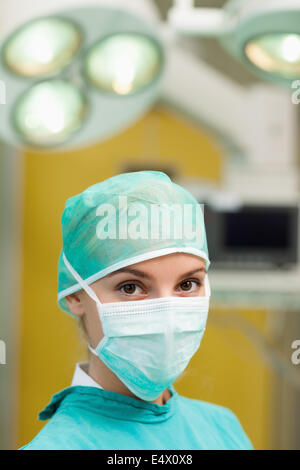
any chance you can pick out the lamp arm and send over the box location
[167,1,236,37]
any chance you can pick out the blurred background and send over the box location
[0,0,300,450]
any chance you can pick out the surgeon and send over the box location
[20,170,253,450]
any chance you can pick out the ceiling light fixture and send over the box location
[0,0,164,150]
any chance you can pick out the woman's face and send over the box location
[66,253,207,349]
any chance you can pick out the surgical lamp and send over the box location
[168,0,300,87]
[0,0,164,150]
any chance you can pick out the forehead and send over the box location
[106,253,206,279]
[134,252,205,267]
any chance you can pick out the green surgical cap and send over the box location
[58,171,210,315]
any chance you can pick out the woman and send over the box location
[20,170,253,450]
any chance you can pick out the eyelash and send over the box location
[117,279,202,295]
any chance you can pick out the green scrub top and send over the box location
[20,385,254,450]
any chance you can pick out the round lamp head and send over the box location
[2,16,82,78]
[12,79,88,146]
[244,33,300,79]
[83,32,163,95]
[220,0,300,86]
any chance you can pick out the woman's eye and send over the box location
[120,283,142,295]
[179,280,201,292]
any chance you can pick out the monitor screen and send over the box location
[224,208,290,250]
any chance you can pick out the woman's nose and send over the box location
[151,287,176,298]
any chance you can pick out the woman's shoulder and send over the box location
[177,394,254,449]
[19,412,78,450]
[19,414,75,450]
[19,386,98,450]
[178,393,240,417]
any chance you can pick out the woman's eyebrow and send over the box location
[178,268,206,279]
[106,266,206,280]
[106,268,152,279]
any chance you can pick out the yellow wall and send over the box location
[18,106,271,449]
